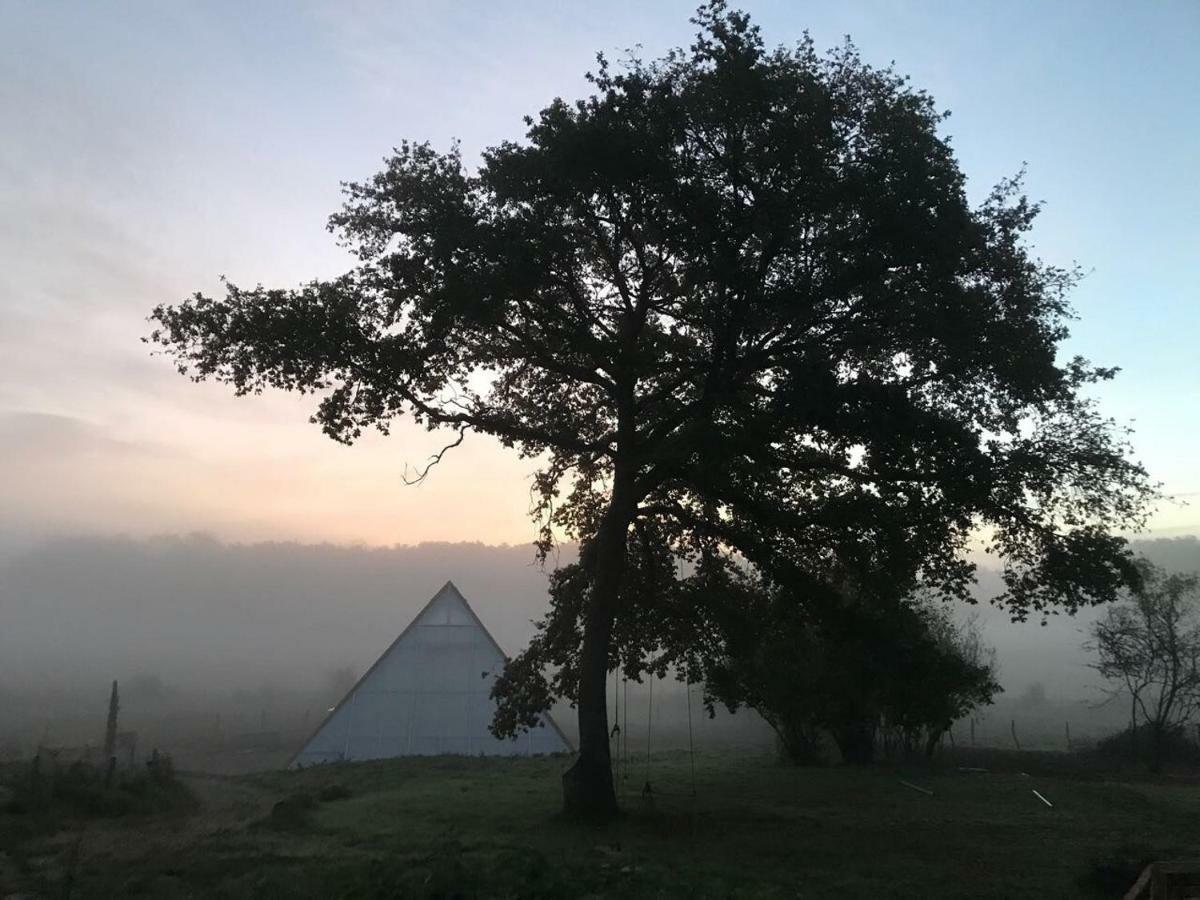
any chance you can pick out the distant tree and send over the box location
[104,680,120,758]
[1089,562,1200,770]
[1017,681,1049,709]
[699,571,999,764]
[127,673,168,702]
[149,3,1153,817]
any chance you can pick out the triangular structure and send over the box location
[290,581,572,766]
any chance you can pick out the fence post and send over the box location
[30,752,41,802]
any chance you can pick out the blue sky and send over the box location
[1,0,1196,545]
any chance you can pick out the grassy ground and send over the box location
[2,749,1198,898]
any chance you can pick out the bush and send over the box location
[259,792,318,831]
[1093,725,1200,768]
[0,753,194,821]
[317,783,351,803]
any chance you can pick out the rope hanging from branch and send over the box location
[622,671,629,783]
[643,671,654,797]
[686,674,696,798]
[610,664,621,791]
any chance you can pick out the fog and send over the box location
[0,535,566,695]
[2,532,1197,764]
[0,535,775,765]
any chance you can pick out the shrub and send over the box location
[1093,724,1200,768]
[259,792,318,831]
[317,783,351,803]
[0,753,194,821]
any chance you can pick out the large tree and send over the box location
[149,3,1153,817]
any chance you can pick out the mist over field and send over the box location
[0,536,773,763]
[3,532,1197,763]
[0,536,564,695]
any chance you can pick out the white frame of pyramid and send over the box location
[290,581,572,766]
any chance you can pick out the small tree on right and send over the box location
[1089,562,1200,770]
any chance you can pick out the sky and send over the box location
[1,0,1197,550]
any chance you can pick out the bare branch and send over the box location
[402,426,469,486]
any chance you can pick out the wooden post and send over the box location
[104,680,120,758]
[30,752,41,802]
[1011,719,1021,751]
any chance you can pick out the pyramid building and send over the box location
[291,581,572,766]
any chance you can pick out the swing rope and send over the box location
[611,664,620,791]
[686,675,696,797]
[622,671,629,783]
[644,672,654,787]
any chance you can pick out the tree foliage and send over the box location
[877,602,999,759]
[148,2,1154,814]
[495,555,1000,765]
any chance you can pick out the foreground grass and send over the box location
[2,749,1198,898]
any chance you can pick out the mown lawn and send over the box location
[2,749,1197,898]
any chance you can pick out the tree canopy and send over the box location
[149,3,1154,816]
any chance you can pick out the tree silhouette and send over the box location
[149,3,1154,817]
[1089,562,1200,770]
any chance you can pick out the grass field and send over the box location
[2,749,1198,898]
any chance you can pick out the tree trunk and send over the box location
[1149,722,1164,774]
[835,719,876,765]
[776,717,820,765]
[561,472,636,820]
[923,728,943,759]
